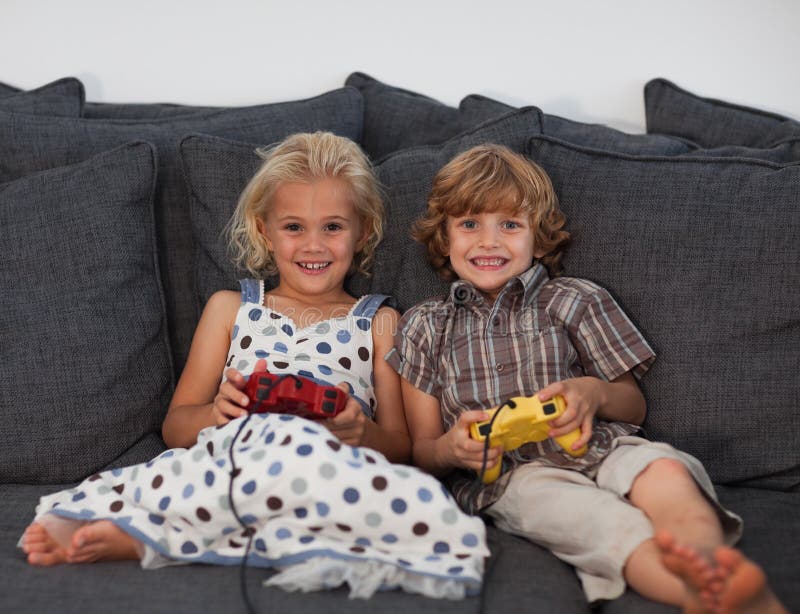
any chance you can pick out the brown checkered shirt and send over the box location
[386,263,656,512]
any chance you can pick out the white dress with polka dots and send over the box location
[23,281,488,599]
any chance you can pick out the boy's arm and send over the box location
[401,378,500,477]
[539,371,646,450]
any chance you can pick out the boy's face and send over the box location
[445,209,545,302]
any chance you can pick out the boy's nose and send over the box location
[478,227,500,248]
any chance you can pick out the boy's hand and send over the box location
[438,410,502,473]
[325,383,367,446]
[537,377,602,451]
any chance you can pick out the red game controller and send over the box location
[243,370,348,420]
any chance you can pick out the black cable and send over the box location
[227,373,305,614]
[466,398,516,515]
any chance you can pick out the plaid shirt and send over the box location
[387,263,656,512]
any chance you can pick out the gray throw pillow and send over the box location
[0,142,173,484]
[180,108,544,313]
[645,78,800,149]
[527,135,800,490]
[461,94,694,155]
[345,72,468,161]
[0,88,364,375]
[0,77,84,117]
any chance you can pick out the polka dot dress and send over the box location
[230,279,382,415]
[25,281,488,598]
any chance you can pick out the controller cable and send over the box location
[466,398,515,612]
[227,373,303,614]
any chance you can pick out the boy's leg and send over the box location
[598,439,742,609]
[484,463,657,605]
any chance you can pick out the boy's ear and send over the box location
[533,247,548,259]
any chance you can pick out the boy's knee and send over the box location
[630,457,693,498]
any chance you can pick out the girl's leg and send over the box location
[22,519,141,566]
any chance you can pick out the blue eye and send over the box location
[502,220,520,230]
[461,220,477,230]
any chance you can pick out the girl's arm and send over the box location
[162,290,242,448]
[328,307,411,463]
[401,378,501,478]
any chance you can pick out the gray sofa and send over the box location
[1,72,797,613]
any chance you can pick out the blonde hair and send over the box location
[227,131,384,277]
[413,144,570,280]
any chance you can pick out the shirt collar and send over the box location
[447,261,550,309]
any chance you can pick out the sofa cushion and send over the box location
[0,76,216,119]
[527,135,800,490]
[181,108,544,313]
[460,94,694,155]
[345,72,469,161]
[0,88,364,375]
[644,77,800,148]
[0,77,84,117]
[0,142,174,484]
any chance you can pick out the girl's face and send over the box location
[260,178,366,302]
[445,209,545,302]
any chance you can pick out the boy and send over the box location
[387,144,787,613]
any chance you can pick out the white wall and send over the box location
[2,0,798,132]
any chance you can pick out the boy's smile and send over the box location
[446,210,545,302]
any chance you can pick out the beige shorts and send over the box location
[484,436,743,603]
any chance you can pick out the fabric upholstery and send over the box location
[644,77,800,148]
[345,72,469,161]
[0,88,364,375]
[0,77,84,116]
[460,94,694,155]
[0,142,173,483]
[527,135,800,490]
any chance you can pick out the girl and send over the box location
[20,132,488,599]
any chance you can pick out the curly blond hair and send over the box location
[413,144,570,281]
[227,132,384,277]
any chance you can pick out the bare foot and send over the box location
[713,547,788,614]
[22,520,140,566]
[21,523,69,566]
[655,529,723,613]
[67,520,140,563]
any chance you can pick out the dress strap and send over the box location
[239,279,264,305]
[352,294,393,319]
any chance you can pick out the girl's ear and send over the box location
[256,218,273,251]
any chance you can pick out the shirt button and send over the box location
[496,364,504,373]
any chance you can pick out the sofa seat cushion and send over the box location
[527,136,800,490]
[0,88,364,374]
[0,142,173,483]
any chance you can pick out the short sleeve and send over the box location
[385,303,443,398]
[569,285,656,381]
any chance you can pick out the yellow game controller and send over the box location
[469,394,587,483]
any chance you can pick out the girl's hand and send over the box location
[437,410,502,473]
[537,377,602,450]
[325,383,367,446]
[211,368,250,425]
